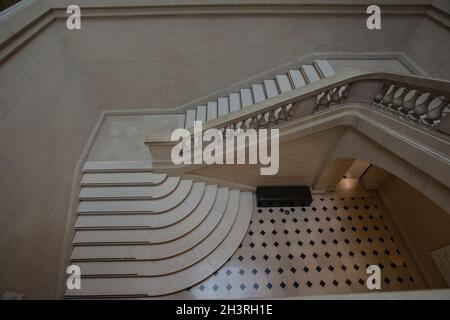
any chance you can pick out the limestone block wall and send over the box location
[405,15,450,79]
[59,12,424,110]
[0,24,102,298]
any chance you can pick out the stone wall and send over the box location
[0,24,101,298]
[60,13,423,110]
[405,16,450,79]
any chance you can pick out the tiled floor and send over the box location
[167,190,426,299]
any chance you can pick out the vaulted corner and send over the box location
[0,0,449,301]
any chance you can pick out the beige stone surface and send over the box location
[327,59,411,74]
[57,13,425,110]
[378,174,450,288]
[405,16,450,79]
[0,24,101,299]
[87,114,185,162]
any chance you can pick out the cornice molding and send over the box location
[1,2,449,64]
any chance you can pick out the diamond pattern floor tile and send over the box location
[165,190,426,299]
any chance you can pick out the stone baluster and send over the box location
[388,87,408,113]
[421,97,449,127]
[287,103,297,120]
[258,113,267,128]
[268,109,277,127]
[278,106,288,123]
[318,91,330,109]
[399,90,420,116]
[340,83,351,102]
[408,94,434,122]
[370,83,390,107]
[248,116,257,130]
[380,85,397,109]
[330,87,340,104]
[240,119,247,131]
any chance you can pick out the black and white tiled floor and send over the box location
[168,190,426,299]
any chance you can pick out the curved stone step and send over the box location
[83,161,152,173]
[73,186,219,247]
[79,177,181,200]
[74,182,207,230]
[65,192,252,298]
[81,172,166,187]
[72,187,226,249]
[73,186,223,246]
[74,190,238,275]
[77,180,195,214]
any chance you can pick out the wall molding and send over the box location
[1,2,449,64]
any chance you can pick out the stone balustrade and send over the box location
[145,71,450,169]
[209,74,449,135]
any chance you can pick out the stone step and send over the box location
[185,109,196,129]
[76,180,196,214]
[75,183,207,230]
[65,192,252,298]
[196,105,207,122]
[263,79,279,98]
[314,59,335,77]
[73,188,230,261]
[275,74,293,93]
[80,172,166,187]
[74,190,239,277]
[217,97,229,117]
[229,92,241,112]
[206,101,218,121]
[302,64,321,83]
[79,177,181,200]
[82,161,152,173]
[252,84,266,103]
[288,69,307,88]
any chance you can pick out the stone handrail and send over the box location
[145,70,450,164]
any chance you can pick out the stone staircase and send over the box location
[65,161,253,298]
[64,60,338,298]
[184,60,335,128]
